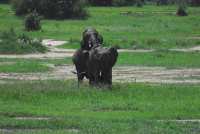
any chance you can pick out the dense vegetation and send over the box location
[11,0,88,19]
[88,0,200,6]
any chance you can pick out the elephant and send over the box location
[81,28,103,50]
[73,46,118,86]
[72,49,89,85]
[86,46,118,86]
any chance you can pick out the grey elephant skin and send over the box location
[81,28,103,50]
[86,46,118,86]
[73,46,118,86]
[73,28,103,83]
[73,28,118,86]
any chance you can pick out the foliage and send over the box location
[89,0,144,6]
[176,0,188,16]
[190,0,200,6]
[88,0,112,6]
[25,11,41,31]
[0,29,47,54]
[11,0,88,19]
[1,4,200,49]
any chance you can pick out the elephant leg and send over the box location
[101,68,112,85]
[77,73,84,88]
[78,73,84,83]
[89,71,100,86]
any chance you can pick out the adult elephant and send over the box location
[72,49,89,84]
[72,28,103,84]
[85,46,118,86]
[73,46,118,86]
[81,28,103,50]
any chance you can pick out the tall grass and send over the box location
[0,29,47,54]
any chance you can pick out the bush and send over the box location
[88,0,144,6]
[25,11,41,31]
[11,0,88,19]
[190,0,200,6]
[176,0,188,16]
[176,6,188,16]
[88,0,112,6]
[0,29,47,54]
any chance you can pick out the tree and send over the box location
[190,0,200,6]
[11,0,88,19]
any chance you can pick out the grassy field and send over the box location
[0,3,200,133]
[0,4,200,49]
[0,80,200,133]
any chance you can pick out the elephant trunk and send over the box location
[89,34,100,48]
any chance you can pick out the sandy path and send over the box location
[1,65,200,84]
[0,39,200,59]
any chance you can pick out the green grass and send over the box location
[0,60,50,73]
[0,58,72,73]
[0,4,200,49]
[0,28,47,54]
[0,80,200,133]
[117,51,200,68]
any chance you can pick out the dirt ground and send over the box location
[1,65,200,84]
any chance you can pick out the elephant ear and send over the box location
[81,34,88,50]
[97,34,103,44]
[82,50,89,59]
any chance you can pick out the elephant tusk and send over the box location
[71,71,86,75]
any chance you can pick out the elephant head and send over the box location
[81,28,103,50]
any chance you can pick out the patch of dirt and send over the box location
[187,36,200,40]
[158,119,200,123]
[14,116,51,121]
[0,62,15,65]
[42,39,68,47]
[170,46,200,52]
[1,65,200,84]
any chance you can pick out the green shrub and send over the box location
[190,0,200,6]
[11,0,88,19]
[88,0,112,6]
[88,0,144,6]
[176,0,188,16]
[0,29,47,54]
[25,11,41,31]
[176,6,188,16]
